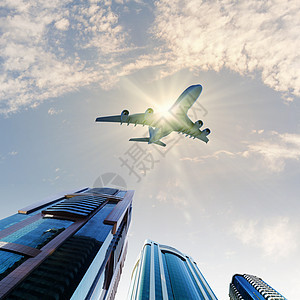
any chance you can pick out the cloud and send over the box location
[233,217,299,259]
[251,129,264,135]
[0,0,133,114]
[156,179,188,206]
[8,151,18,156]
[156,186,192,224]
[151,0,300,100]
[55,18,70,31]
[0,151,18,163]
[156,190,187,206]
[243,132,300,172]
[180,157,204,163]
[180,131,300,173]
[180,150,235,163]
[1,0,299,114]
[48,107,63,115]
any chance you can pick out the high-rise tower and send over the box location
[128,239,217,300]
[229,274,286,300]
[0,187,134,300]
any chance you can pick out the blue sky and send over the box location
[1,0,299,299]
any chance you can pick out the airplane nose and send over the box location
[191,84,202,98]
[196,84,202,94]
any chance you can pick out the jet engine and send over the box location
[145,108,154,123]
[145,108,154,115]
[202,128,211,136]
[121,109,129,122]
[194,120,203,129]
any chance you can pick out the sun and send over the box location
[118,69,197,114]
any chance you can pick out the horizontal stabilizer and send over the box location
[95,115,121,122]
[129,138,150,143]
[154,140,166,147]
[129,138,166,147]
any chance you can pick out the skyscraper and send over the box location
[0,187,134,300]
[229,274,287,300]
[128,239,217,300]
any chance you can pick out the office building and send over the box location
[229,274,286,300]
[128,239,217,300]
[0,187,134,299]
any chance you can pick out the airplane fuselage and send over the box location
[148,127,172,144]
[147,113,195,144]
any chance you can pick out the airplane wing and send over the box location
[169,84,202,116]
[95,112,160,127]
[175,126,210,143]
[192,130,210,143]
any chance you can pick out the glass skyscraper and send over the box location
[128,239,218,300]
[229,274,286,300]
[0,187,134,300]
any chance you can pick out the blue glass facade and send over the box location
[0,187,134,300]
[161,250,174,300]
[128,240,218,300]
[138,244,151,299]
[153,244,163,299]
[1,218,73,248]
[0,252,25,281]
[164,251,202,299]
[75,203,116,242]
[229,274,286,300]
[0,214,30,231]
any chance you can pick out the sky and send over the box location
[0,0,299,299]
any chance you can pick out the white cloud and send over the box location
[1,0,299,114]
[48,107,63,115]
[0,151,18,162]
[180,157,204,163]
[233,217,299,259]
[0,0,132,114]
[244,132,300,172]
[152,0,300,100]
[251,129,264,135]
[156,184,192,224]
[181,131,300,173]
[55,18,70,31]
[233,219,258,245]
[156,190,187,206]
[180,150,235,163]
[156,179,188,207]
[8,151,18,156]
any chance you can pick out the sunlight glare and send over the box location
[119,69,196,114]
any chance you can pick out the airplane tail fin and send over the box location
[129,137,166,147]
[149,127,155,138]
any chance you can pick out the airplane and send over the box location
[95,84,210,147]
